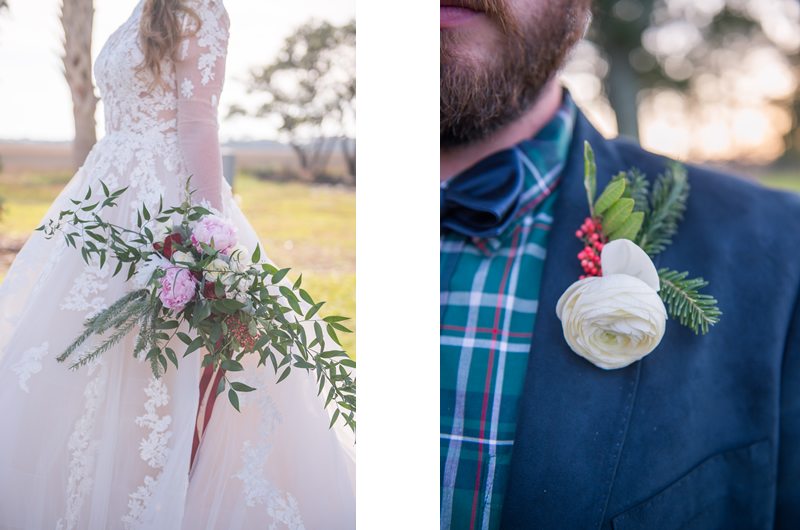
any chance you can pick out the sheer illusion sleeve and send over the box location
[175,0,230,210]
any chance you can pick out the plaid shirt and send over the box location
[440,97,577,530]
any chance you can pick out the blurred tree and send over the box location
[61,0,97,169]
[588,0,658,139]
[0,0,7,175]
[231,19,356,181]
[586,0,799,157]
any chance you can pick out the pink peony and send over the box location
[191,215,237,254]
[158,267,198,311]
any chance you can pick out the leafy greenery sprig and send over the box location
[37,180,356,432]
[582,142,721,335]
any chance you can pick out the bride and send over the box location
[0,0,355,528]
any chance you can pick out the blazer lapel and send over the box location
[501,112,642,529]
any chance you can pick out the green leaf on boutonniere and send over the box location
[608,210,644,241]
[602,197,635,234]
[584,141,597,216]
[594,174,625,216]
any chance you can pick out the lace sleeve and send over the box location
[175,0,230,210]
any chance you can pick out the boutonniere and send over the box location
[556,142,722,369]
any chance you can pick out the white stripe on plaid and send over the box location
[440,336,535,353]
[439,292,539,314]
[441,433,516,446]
[481,221,534,529]
[441,257,493,529]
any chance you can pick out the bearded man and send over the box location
[439,1,800,528]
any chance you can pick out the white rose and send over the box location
[204,258,232,285]
[228,244,252,273]
[556,239,667,369]
[132,255,172,289]
[171,251,196,266]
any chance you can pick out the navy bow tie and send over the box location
[440,148,524,239]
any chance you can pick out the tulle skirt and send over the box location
[0,134,355,529]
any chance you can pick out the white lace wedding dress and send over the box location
[0,1,355,528]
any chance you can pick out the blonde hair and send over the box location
[137,0,200,88]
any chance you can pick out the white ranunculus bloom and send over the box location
[556,239,667,369]
[601,239,660,291]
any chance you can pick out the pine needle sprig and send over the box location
[57,289,149,363]
[69,308,145,370]
[658,268,722,335]
[637,163,689,256]
[624,168,650,214]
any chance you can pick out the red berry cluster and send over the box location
[575,217,606,279]
[226,314,257,352]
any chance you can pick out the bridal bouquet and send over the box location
[38,181,356,432]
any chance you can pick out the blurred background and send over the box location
[561,0,799,190]
[0,0,355,354]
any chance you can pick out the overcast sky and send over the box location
[0,0,354,142]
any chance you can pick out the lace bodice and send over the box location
[92,0,230,208]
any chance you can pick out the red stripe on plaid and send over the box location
[473,238,492,256]
[469,226,522,530]
[440,324,533,339]
[513,177,561,221]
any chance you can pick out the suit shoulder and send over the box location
[610,136,800,233]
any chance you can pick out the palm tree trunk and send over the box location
[61,0,97,169]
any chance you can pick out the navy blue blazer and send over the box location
[500,110,800,529]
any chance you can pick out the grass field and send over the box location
[759,170,800,193]
[0,171,356,356]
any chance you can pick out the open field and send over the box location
[0,140,352,181]
[758,170,800,193]
[0,171,356,356]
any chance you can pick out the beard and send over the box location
[440,0,590,148]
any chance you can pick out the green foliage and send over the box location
[636,163,689,256]
[658,269,722,335]
[608,210,644,241]
[623,168,650,214]
[594,174,625,216]
[592,170,648,243]
[602,197,635,234]
[583,141,597,216]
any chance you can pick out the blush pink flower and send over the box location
[191,215,237,254]
[158,267,197,311]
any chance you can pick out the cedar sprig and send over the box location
[658,268,722,335]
